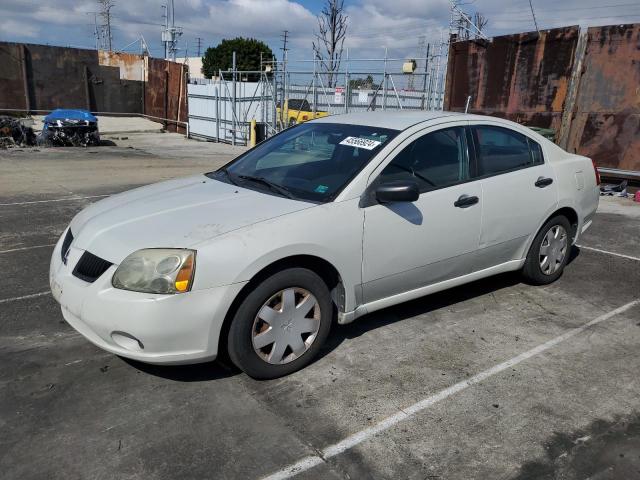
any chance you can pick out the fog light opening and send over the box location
[111,331,144,351]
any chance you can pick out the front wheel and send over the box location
[522,215,571,285]
[227,268,333,379]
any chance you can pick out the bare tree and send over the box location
[473,13,488,39]
[312,0,348,88]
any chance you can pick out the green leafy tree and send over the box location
[349,75,378,90]
[202,37,274,80]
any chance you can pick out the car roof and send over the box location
[312,110,465,130]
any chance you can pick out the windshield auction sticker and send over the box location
[339,136,382,150]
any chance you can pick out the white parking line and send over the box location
[260,298,640,480]
[0,244,56,254]
[0,291,51,304]
[577,244,640,262]
[0,194,109,206]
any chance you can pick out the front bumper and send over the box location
[49,231,246,365]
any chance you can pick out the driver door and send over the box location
[361,124,482,304]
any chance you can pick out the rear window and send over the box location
[288,99,311,111]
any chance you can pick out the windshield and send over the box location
[209,123,398,203]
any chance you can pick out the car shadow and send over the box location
[120,356,239,382]
[319,245,581,361]
[124,246,581,381]
[317,271,522,360]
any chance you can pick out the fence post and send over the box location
[344,48,349,113]
[250,119,257,147]
[272,64,277,133]
[215,86,220,143]
[232,51,236,146]
[312,59,317,117]
[382,47,388,111]
[421,43,430,110]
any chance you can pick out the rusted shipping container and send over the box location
[444,27,580,132]
[565,24,640,171]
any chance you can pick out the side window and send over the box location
[528,138,544,165]
[473,126,537,176]
[378,127,468,192]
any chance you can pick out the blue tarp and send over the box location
[44,109,97,123]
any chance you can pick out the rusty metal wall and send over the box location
[444,27,580,131]
[0,42,188,131]
[145,58,188,133]
[565,24,640,171]
[444,24,640,172]
[0,42,143,113]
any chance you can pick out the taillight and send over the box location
[591,159,600,185]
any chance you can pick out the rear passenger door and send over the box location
[469,123,558,270]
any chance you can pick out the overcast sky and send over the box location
[1,0,639,61]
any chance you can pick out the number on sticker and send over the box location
[339,136,382,150]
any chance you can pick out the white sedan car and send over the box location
[50,112,599,378]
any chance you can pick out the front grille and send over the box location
[61,229,73,264]
[72,251,113,283]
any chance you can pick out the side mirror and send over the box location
[375,180,420,203]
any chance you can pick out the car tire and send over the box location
[522,215,572,285]
[288,118,297,128]
[227,268,333,379]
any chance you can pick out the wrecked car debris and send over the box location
[39,109,100,147]
[600,180,628,197]
[0,116,36,148]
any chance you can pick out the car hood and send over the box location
[70,175,314,263]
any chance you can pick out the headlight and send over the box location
[112,249,196,294]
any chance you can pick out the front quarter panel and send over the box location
[191,198,364,313]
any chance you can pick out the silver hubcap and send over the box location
[539,224,568,275]
[251,288,321,365]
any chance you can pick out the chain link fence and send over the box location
[187,50,448,146]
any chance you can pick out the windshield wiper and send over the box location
[218,167,239,186]
[237,175,296,199]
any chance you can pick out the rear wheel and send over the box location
[288,118,297,128]
[227,268,332,379]
[522,215,571,285]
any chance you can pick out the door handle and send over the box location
[454,194,479,208]
[535,176,553,188]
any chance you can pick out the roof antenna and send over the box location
[464,95,471,113]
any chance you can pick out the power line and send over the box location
[491,12,640,24]
[498,1,640,14]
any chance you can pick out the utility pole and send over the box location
[162,5,168,59]
[196,37,203,57]
[93,14,100,51]
[280,30,289,76]
[97,0,114,51]
[162,0,183,61]
[280,30,289,122]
